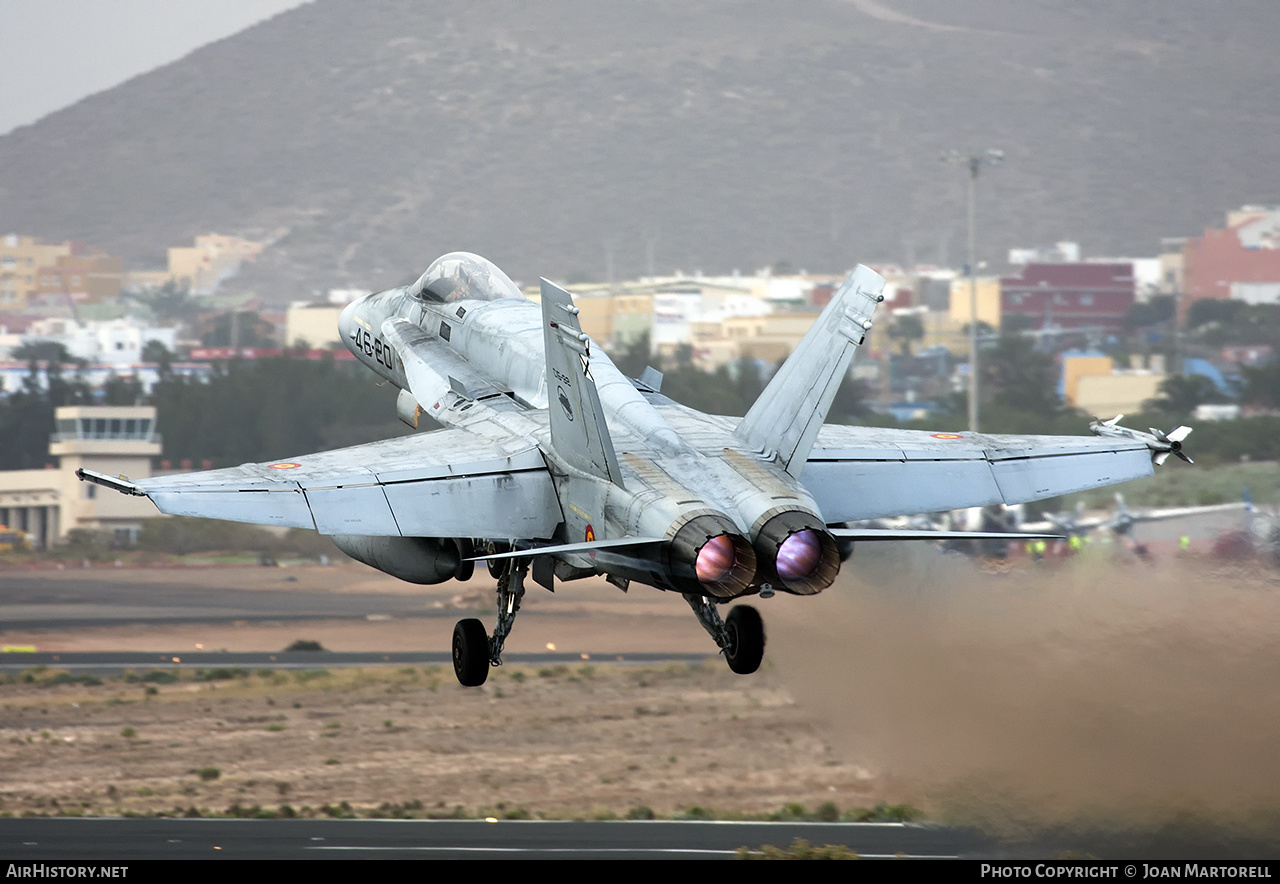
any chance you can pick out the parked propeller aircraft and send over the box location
[79,252,1193,686]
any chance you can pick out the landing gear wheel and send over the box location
[486,541,510,579]
[452,618,490,687]
[724,605,765,675]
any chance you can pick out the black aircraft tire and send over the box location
[486,541,510,579]
[453,618,490,687]
[724,605,765,675]
[453,539,475,582]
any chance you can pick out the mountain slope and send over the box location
[2,0,1277,298]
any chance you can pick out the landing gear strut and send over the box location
[452,557,528,687]
[684,594,766,675]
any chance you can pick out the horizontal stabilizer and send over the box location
[829,528,1062,541]
[638,366,664,392]
[803,423,1157,522]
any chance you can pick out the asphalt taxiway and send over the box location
[0,650,712,675]
[0,818,988,860]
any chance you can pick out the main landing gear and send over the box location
[684,594,766,675]
[452,557,528,687]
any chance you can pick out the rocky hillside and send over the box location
[1,0,1277,300]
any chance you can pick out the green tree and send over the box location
[831,375,872,421]
[142,339,173,363]
[150,355,406,466]
[609,332,652,379]
[983,334,1060,417]
[1186,299,1246,330]
[0,386,53,469]
[1001,313,1034,334]
[101,373,144,406]
[887,313,925,357]
[0,356,89,469]
[1125,295,1176,329]
[1241,361,1280,410]
[135,280,195,323]
[198,311,277,348]
[142,340,175,379]
[1143,374,1224,417]
[1184,301,1280,346]
[11,340,74,364]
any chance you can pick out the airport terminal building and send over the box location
[0,405,162,548]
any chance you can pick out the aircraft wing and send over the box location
[1129,501,1249,522]
[78,428,562,539]
[800,426,1154,523]
[1016,515,1108,534]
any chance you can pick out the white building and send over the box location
[6,317,177,366]
[0,360,210,396]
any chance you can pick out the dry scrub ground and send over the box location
[3,548,1280,854]
[0,661,876,821]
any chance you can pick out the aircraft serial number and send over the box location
[351,328,397,372]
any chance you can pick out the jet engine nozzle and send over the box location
[752,510,840,595]
[666,513,757,598]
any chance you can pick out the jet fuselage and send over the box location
[337,253,838,597]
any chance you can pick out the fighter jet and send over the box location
[78,252,1193,686]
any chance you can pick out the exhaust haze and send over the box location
[767,548,1280,838]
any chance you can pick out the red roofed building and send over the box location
[1000,263,1135,332]
[1181,207,1280,320]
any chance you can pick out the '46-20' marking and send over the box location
[352,328,397,372]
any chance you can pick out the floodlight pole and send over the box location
[943,149,1003,433]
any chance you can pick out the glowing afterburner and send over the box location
[776,529,823,581]
[696,534,738,583]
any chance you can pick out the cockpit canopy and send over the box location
[410,252,524,303]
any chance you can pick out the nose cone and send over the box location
[338,296,368,355]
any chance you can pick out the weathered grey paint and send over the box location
[84,252,1178,599]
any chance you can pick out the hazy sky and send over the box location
[0,0,310,135]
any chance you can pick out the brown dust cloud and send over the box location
[765,545,1280,841]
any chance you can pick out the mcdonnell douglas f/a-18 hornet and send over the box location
[79,252,1195,686]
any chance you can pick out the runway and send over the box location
[0,563,713,655]
[0,818,988,860]
[0,650,714,675]
[3,537,1276,861]
[0,568,450,630]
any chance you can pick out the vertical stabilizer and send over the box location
[735,265,885,475]
[540,279,624,487]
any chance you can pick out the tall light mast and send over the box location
[942,148,1003,432]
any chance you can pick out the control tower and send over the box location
[0,405,162,548]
